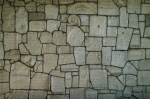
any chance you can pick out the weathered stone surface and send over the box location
[72,76,79,87]
[98,94,115,99]
[146,15,150,27]
[19,44,29,54]
[0,60,4,69]
[141,38,150,48]
[128,49,145,60]
[47,20,60,33]
[90,16,107,37]
[10,62,30,89]
[57,46,73,54]
[138,71,150,85]
[126,75,137,86]
[29,21,46,31]
[90,70,107,89]
[129,14,138,29]
[31,73,49,90]
[4,33,21,51]
[130,34,140,48]
[67,26,84,46]
[120,7,128,27]
[61,64,78,72]
[102,47,112,65]
[59,54,75,65]
[98,0,119,15]
[127,0,141,13]
[2,2,15,32]
[123,87,132,97]
[139,22,145,37]
[7,90,28,99]
[80,15,89,25]
[86,89,97,99]
[50,70,65,77]
[53,31,66,45]
[85,37,102,51]
[68,3,97,14]
[68,15,80,26]
[33,0,52,4]
[51,76,65,94]
[74,47,85,65]
[25,32,42,55]
[21,55,36,67]
[108,76,124,90]
[5,50,20,62]
[116,28,133,50]
[29,13,45,21]
[70,88,85,99]
[108,16,119,26]
[123,62,137,75]
[139,60,150,70]
[43,54,58,73]
[42,44,56,54]
[34,61,43,73]
[47,95,69,99]
[29,90,47,99]
[107,27,117,37]
[40,32,52,43]
[0,42,4,59]
[59,23,67,32]
[26,2,36,12]
[0,32,3,41]
[14,0,25,6]
[0,70,9,82]
[0,83,9,93]
[106,66,122,76]
[144,27,150,37]
[142,4,150,14]
[146,49,150,58]
[45,5,58,19]
[16,7,28,34]
[59,0,74,4]
[65,72,72,88]
[86,52,101,64]
[103,37,116,46]
[111,51,127,67]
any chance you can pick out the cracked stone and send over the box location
[19,44,29,54]
[106,66,122,76]
[21,55,36,67]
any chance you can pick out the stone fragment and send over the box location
[130,35,140,48]
[29,21,46,31]
[25,32,42,55]
[116,28,133,50]
[106,66,122,76]
[47,20,60,33]
[146,49,150,58]
[126,75,137,86]
[65,72,72,88]
[85,37,102,51]
[0,83,9,93]
[68,3,97,14]
[0,42,4,59]
[42,44,56,54]
[139,60,150,70]
[107,27,117,37]
[45,5,58,19]
[90,16,107,37]
[21,55,36,67]
[2,2,15,32]
[128,49,145,60]
[29,90,47,99]
[19,44,29,54]
[129,14,138,29]
[123,62,137,75]
[10,62,30,89]
[141,4,150,14]
[50,70,65,77]
[7,90,28,99]
[74,47,85,65]
[70,88,85,99]
[111,51,127,67]
[102,47,112,65]
[98,0,119,15]
[127,0,141,13]
[26,2,36,12]
[68,15,80,26]
[43,54,58,73]
[58,54,75,65]
[57,46,72,54]
[0,70,9,82]
[40,32,52,43]
[53,31,66,45]
[123,87,132,97]
[139,22,145,37]
[29,13,45,21]
[79,15,89,25]
[5,50,20,62]
[4,33,21,51]
[61,64,78,72]
[72,76,79,87]
[86,52,101,64]
[51,76,65,94]
[16,7,28,34]
[31,73,49,90]
[98,94,115,99]
[34,61,43,72]
[141,38,150,48]
[144,27,150,37]
[108,76,124,90]
[90,70,107,89]
[108,16,119,26]
[138,71,150,85]
[79,66,89,87]
[86,89,97,99]
[47,95,69,99]
[103,37,116,46]
[120,7,128,27]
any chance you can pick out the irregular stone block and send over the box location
[29,21,46,31]
[68,15,80,26]
[139,22,145,37]
[47,20,60,33]
[53,31,66,45]
[43,54,58,73]
[29,90,47,99]
[67,26,84,46]
[107,27,117,37]
[21,55,36,67]
[19,44,29,54]
[103,37,116,46]
[102,47,112,65]
[98,94,115,99]
[116,28,133,50]
[40,32,52,43]
[138,71,150,85]
[127,0,141,13]
[58,54,75,65]
[74,47,85,65]
[61,64,78,72]
[45,5,58,19]
[90,16,107,37]
[146,15,150,27]
[86,89,97,99]
[98,0,119,15]
[130,34,141,48]
[5,50,20,62]
[10,62,30,89]
[108,16,119,26]
[68,3,97,14]
[106,66,122,76]
[142,4,150,14]
[57,46,72,54]
[42,44,56,54]
[86,52,101,64]
[29,12,45,21]
[111,51,127,67]
[120,7,128,27]
[126,75,137,86]
[139,60,150,70]
[34,61,43,73]
[26,2,36,12]
[7,90,28,99]
[0,83,9,93]
[141,38,150,48]
[0,70,9,82]
[90,70,107,89]
[51,76,65,94]
[70,88,85,99]
[144,27,150,37]
[128,49,145,60]
[123,87,132,97]
[47,95,69,99]
[65,72,72,88]
[0,42,4,59]
[16,7,28,34]
[79,15,89,25]
[85,37,102,51]
[129,14,138,29]
[123,62,137,75]
[31,73,49,90]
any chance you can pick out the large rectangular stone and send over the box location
[29,21,46,31]
[128,49,145,60]
[139,60,150,70]
[142,4,150,14]
[127,0,141,14]
[29,12,45,21]
[138,71,150,85]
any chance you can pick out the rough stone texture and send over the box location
[128,49,145,60]
[59,0,74,4]
[86,89,97,99]
[70,88,85,99]
[59,54,75,65]
[0,70,9,82]
[42,44,56,54]
[98,94,115,99]
[5,50,20,62]
[127,0,141,14]
[47,95,69,99]
[106,66,122,76]
[21,55,36,67]
[7,90,28,99]
[141,4,150,14]
[29,12,45,21]
[102,47,112,65]
[123,62,137,75]
[40,32,52,43]
[29,90,47,99]
[53,31,66,45]
[47,20,60,33]
[0,42,4,59]
[129,14,138,29]
[74,47,85,65]
[120,7,128,27]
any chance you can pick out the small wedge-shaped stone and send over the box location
[59,54,75,65]
[130,35,140,48]
[59,0,74,4]
[67,26,84,46]
[0,42,4,59]
[123,62,137,75]
[53,31,66,45]
[16,7,28,34]
[98,0,119,15]
[74,47,85,65]
[5,50,20,62]
[68,3,97,14]
[127,0,141,14]
[45,5,58,19]
[21,55,36,67]
[106,66,122,76]
[2,1,15,32]
[68,15,80,26]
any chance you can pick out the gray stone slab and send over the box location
[139,60,150,70]
[128,49,145,60]
[138,71,150,85]
[120,7,128,27]
[47,95,69,99]
[70,88,85,99]
[86,52,101,64]
[86,89,97,99]
[127,0,141,14]
[102,47,112,65]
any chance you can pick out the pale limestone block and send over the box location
[123,87,132,97]
[57,46,72,54]
[29,21,46,31]
[86,89,97,99]
[47,95,69,99]
[86,52,101,64]
[127,0,141,13]
[141,38,150,48]
[21,55,36,67]
[98,94,115,99]
[0,70,9,82]
[123,62,137,75]
[58,54,75,65]
[61,64,78,72]
[139,22,145,37]
[128,49,145,60]
[45,5,58,19]
[40,32,52,43]
[120,7,128,27]
[47,20,60,33]
[50,70,65,77]
[26,2,36,12]
[70,88,85,99]
[7,90,28,99]
[107,27,117,37]
[79,15,89,25]
[126,75,137,86]
[29,90,47,99]
[0,42,4,59]
[68,15,80,26]
[5,50,20,62]
[29,12,45,21]
[130,35,140,48]
[129,14,138,29]
[108,16,119,26]
[53,31,66,45]
[103,37,116,46]
[74,47,85,65]
[139,15,145,21]
[65,72,72,88]
[42,44,56,54]
[138,71,150,85]
[72,76,79,87]
[106,66,122,76]
[142,4,150,14]
[144,27,150,37]
[139,60,150,70]
[102,47,112,65]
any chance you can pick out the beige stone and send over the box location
[68,15,80,26]
[40,32,52,43]
[34,61,43,72]
[57,46,73,54]
[65,72,72,88]
[79,15,89,25]
[60,5,67,14]
[127,0,141,13]
[29,21,46,31]
[61,64,79,72]
[14,0,25,6]
[58,54,75,65]
[29,90,47,99]
[74,47,85,65]
[0,60,4,70]
[21,55,36,67]
[42,44,56,54]
[128,49,145,60]
[7,90,28,99]
[29,12,45,21]
[59,23,67,32]
[47,20,60,33]
[102,47,112,65]
[0,70,9,82]
[53,31,66,45]
[19,44,29,54]
[45,5,58,19]
[5,50,20,62]
[0,42,4,59]
[26,2,36,12]
[86,52,101,64]
[59,0,74,4]
[50,70,65,77]
[0,83,9,93]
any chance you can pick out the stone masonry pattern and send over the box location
[0,0,150,99]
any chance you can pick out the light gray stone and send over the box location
[90,70,107,89]
[72,76,79,87]
[108,16,119,26]
[70,88,85,99]
[29,21,46,31]
[103,37,116,46]
[130,34,140,48]
[7,90,28,99]
[107,27,117,37]
[21,55,36,67]
[47,95,69,99]
[116,28,133,50]
[68,15,80,26]
[57,46,73,54]
[19,44,29,54]
[43,54,58,73]
[65,72,72,88]
[144,27,150,37]
[0,42,4,59]
[111,51,127,67]
[14,0,25,6]
[86,89,97,99]
[61,64,78,72]
[42,44,56,54]
[26,2,36,12]
[98,94,115,99]
[67,26,84,46]
[141,38,150,48]
[139,22,145,37]
[80,15,89,25]
[123,62,137,75]
[0,83,9,93]
[68,3,97,14]
[5,50,20,62]
[146,49,150,58]
[40,32,52,43]
[146,15,150,27]
[0,70,9,82]
[142,4,150,14]
[47,20,60,33]
[129,14,138,29]
[106,66,122,76]
[126,75,137,86]
[16,7,28,34]
[102,47,112,65]
[74,47,85,65]
[53,31,66,45]
[120,7,128,27]
[45,5,58,19]
[90,16,107,37]
[86,52,101,64]
[138,71,150,85]
[127,0,141,13]
[50,70,65,77]
[51,76,65,94]
[29,90,47,99]
[123,87,132,97]
[128,49,145,60]
[34,61,43,73]
[59,54,75,65]
[139,60,150,70]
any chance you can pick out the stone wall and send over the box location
[0,0,150,99]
